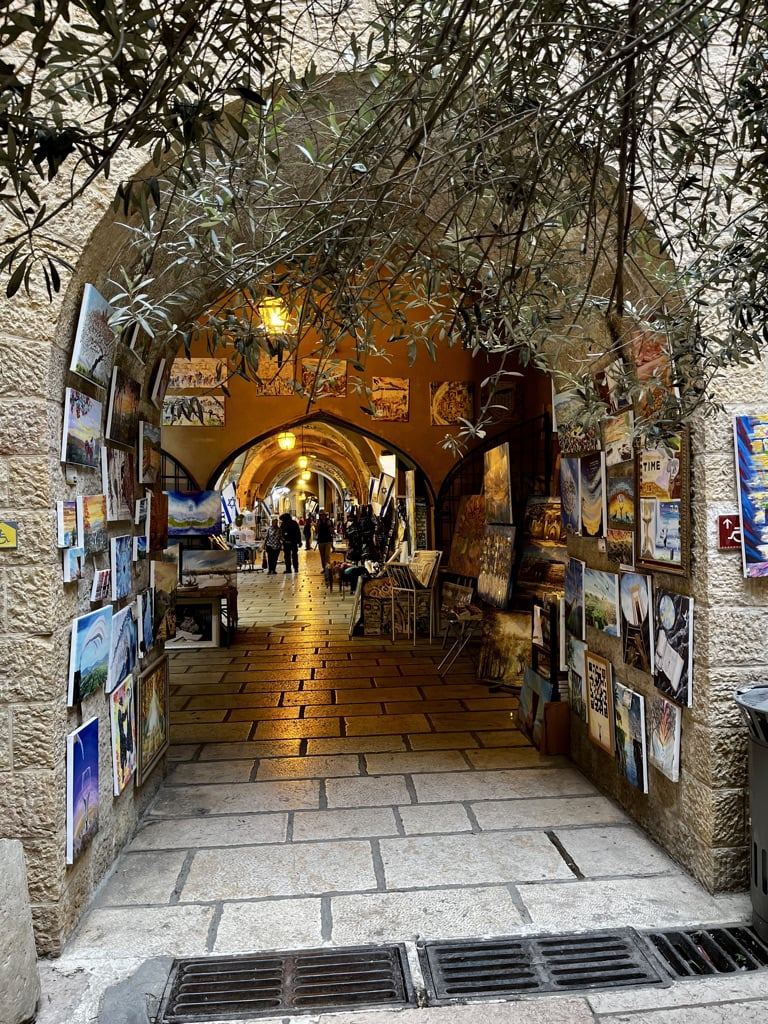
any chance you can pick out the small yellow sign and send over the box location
[0,521,18,549]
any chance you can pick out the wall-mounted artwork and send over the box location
[601,410,635,466]
[553,388,599,456]
[446,495,486,578]
[182,548,238,574]
[68,606,112,705]
[136,656,170,785]
[56,500,78,547]
[166,598,220,649]
[518,667,556,747]
[371,377,409,421]
[631,326,676,418]
[110,674,137,795]
[66,716,99,864]
[523,497,565,545]
[63,546,85,583]
[133,534,148,561]
[253,352,295,396]
[734,414,768,578]
[106,366,141,447]
[559,457,581,534]
[138,421,162,484]
[429,381,473,425]
[150,357,172,409]
[564,557,585,640]
[585,650,614,754]
[566,633,588,721]
[619,571,653,673]
[106,603,138,694]
[61,388,102,468]
[167,357,226,390]
[606,463,634,532]
[101,445,135,522]
[70,284,116,390]
[483,442,512,525]
[147,490,169,552]
[125,321,153,365]
[516,542,568,600]
[584,567,620,636]
[90,568,111,603]
[110,534,133,601]
[613,680,649,792]
[636,430,689,575]
[653,587,693,706]
[580,452,606,538]
[167,490,222,536]
[137,588,154,659]
[477,609,531,688]
[301,358,346,398]
[162,394,225,426]
[150,558,177,642]
[649,693,682,782]
[477,525,516,608]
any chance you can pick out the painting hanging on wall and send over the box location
[606,463,634,532]
[733,414,768,578]
[77,493,108,555]
[553,388,599,456]
[523,497,565,545]
[162,393,225,426]
[125,321,153,365]
[110,534,133,601]
[636,430,689,575]
[147,489,169,552]
[69,284,116,390]
[580,452,606,538]
[150,558,178,642]
[585,650,614,754]
[447,494,486,578]
[370,377,409,421]
[137,588,154,658]
[138,421,162,484]
[68,606,112,705]
[66,716,99,864]
[477,525,516,608]
[61,388,102,468]
[136,656,170,785]
[477,609,531,688]
[619,570,653,673]
[484,442,513,524]
[149,357,172,408]
[90,568,111,603]
[167,357,226,390]
[631,326,676,417]
[106,366,141,447]
[253,352,295,396]
[653,587,694,706]
[63,546,85,583]
[106,603,138,693]
[648,692,682,782]
[429,381,473,425]
[566,633,588,721]
[564,557,585,640]
[583,568,620,636]
[101,445,135,522]
[613,680,649,792]
[56,500,78,547]
[601,410,635,466]
[167,490,222,536]
[110,673,137,795]
[559,457,581,534]
[301,358,346,398]
[166,598,220,649]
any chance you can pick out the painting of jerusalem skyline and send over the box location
[69,284,116,390]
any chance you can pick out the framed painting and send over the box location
[66,716,99,864]
[167,489,222,536]
[734,414,768,578]
[585,650,614,754]
[69,283,116,390]
[61,388,102,468]
[635,429,690,575]
[68,606,112,705]
[613,680,649,792]
[429,381,473,425]
[477,524,516,608]
[166,597,220,649]
[446,494,486,577]
[371,377,409,421]
[110,673,137,795]
[301,358,346,398]
[106,366,141,447]
[136,656,170,786]
[483,442,512,525]
[167,357,226,391]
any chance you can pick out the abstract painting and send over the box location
[101,445,135,522]
[138,421,162,484]
[580,451,606,538]
[66,716,99,864]
[106,603,138,694]
[106,366,141,447]
[370,377,409,421]
[734,415,768,578]
[68,606,112,705]
[69,283,116,390]
[619,571,653,673]
[649,693,682,782]
[613,680,649,792]
[584,567,620,636]
[136,656,170,785]
[559,457,581,534]
[477,524,516,608]
[167,490,222,536]
[585,650,614,754]
[564,557,585,640]
[429,381,473,425]
[484,442,513,524]
[110,673,137,795]
[61,388,102,468]
[653,587,694,706]
[167,357,226,390]
[301,358,347,398]
[477,609,532,688]
[446,494,486,577]
[110,534,133,601]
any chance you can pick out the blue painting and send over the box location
[613,681,648,792]
[66,716,99,864]
[68,606,112,705]
[167,490,223,536]
[106,603,138,693]
[110,534,133,601]
[733,415,768,578]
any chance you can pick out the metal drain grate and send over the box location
[420,929,666,1003]
[157,945,414,1022]
[645,924,768,977]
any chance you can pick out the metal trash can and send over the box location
[734,684,768,942]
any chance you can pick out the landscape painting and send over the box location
[110,674,137,795]
[61,388,102,468]
[77,494,108,556]
[106,366,141,447]
[566,633,588,721]
[613,680,649,792]
[56,499,78,547]
[606,464,635,532]
[69,284,116,390]
[370,377,409,421]
[477,609,531,688]
[68,606,112,705]
[167,490,222,536]
[66,716,99,864]
[584,567,620,636]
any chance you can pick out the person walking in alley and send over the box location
[264,516,283,574]
[315,510,334,571]
[280,512,301,572]
[303,515,314,550]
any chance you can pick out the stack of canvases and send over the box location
[58,283,179,866]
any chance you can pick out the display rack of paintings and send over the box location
[106,366,141,447]
[483,442,513,525]
[61,388,102,469]
[613,680,649,792]
[429,381,473,425]
[70,284,116,391]
[648,693,682,782]
[580,452,606,538]
[619,571,653,673]
[583,567,620,637]
[635,429,690,575]
[559,457,581,534]
[653,587,694,706]
[106,603,138,693]
[102,446,135,522]
[68,606,112,705]
[66,716,99,864]
[110,534,133,601]
[370,377,409,421]
[733,414,768,578]
[477,609,531,689]
[138,421,162,484]
[109,674,137,795]
[477,525,516,608]
[585,649,614,754]
[136,656,170,785]
[446,494,486,578]
[56,500,78,548]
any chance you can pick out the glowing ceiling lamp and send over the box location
[297,454,309,469]
[277,431,296,451]
[259,296,290,334]
[300,470,311,482]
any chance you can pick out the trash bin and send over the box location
[734,684,768,942]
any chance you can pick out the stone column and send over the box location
[0,839,41,1024]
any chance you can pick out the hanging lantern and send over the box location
[277,431,296,451]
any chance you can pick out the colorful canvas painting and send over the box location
[613,680,649,792]
[167,490,222,536]
[167,357,226,390]
[136,656,170,785]
[147,490,169,552]
[138,421,162,484]
[110,534,133,601]
[606,463,634,531]
[446,494,486,577]
[162,394,226,426]
[559,457,581,534]
[150,357,172,408]
[69,284,116,390]
[477,525,516,608]
[606,528,634,566]
[733,415,768,578]
[106,366,141,447]
[649,693,682,782]
[523,497,565,545]
[151,558,178,642]
[61,388,102,468]
[110,674,137,795]
[56,500,78,547]
[631,326,676,417]
[66,716,99,864]
[564,557,585,640]
[601,410,635,466]
[371,377,409,421]
[137,588,154,658]
[517,667,556,746]
[477,609,532,688]
[580,451,606,538]
[653,587,694,706]
[484,442,513,524]
[553,388,599,456]
[106,603,138,693]
[585,650,614,754]
[566,633,588,721]
[253,352,295,396]
[90,568,111,603]
[68,606,112,705]
[584,567,620,636]
[619,571,653,673]
[515,542,568,599]
[429,381,473,425]
[101,445,135,521]
[63,546,85,583]
[637,434,685,570]
[301,358,347,398]
[133,535,148,561]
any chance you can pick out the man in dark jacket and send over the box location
[280,513,301,573]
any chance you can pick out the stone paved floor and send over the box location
[38,547,765,1023]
